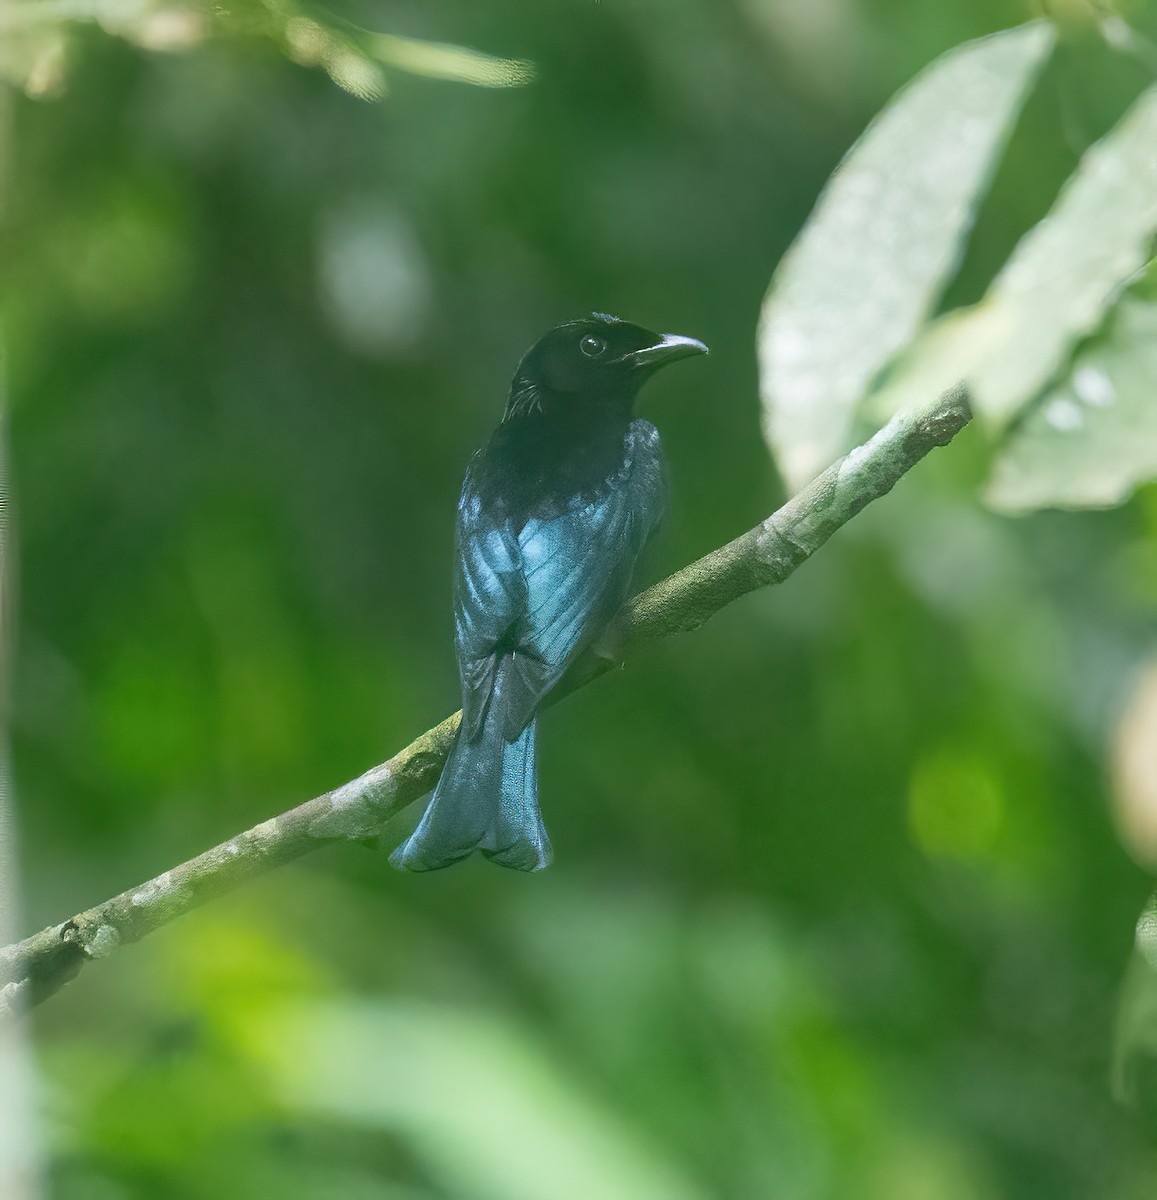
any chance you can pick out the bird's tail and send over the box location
[389,694,550,873]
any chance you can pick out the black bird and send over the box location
[390,314,707,872]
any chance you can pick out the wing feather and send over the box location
[452,421,664,741]
[452,461,527,737]
[502,421,664,735]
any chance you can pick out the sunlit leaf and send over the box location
[368,33,536,88]
[0,22,68,97]
[0,0,205,95]
[276,14,387,101]
[0,0,530,101]
[283,15,333,67]
[1110,657,1157,867]
[324,48,387,103]
[1110,663,1157,1110]
[1113,891,1157,1110]
[251,1000,706,1200]
[872,85,1157,429]
[985,262,1157,511]
[758,22,1052,491]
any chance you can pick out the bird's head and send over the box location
[505,313,707,421]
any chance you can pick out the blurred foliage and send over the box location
[759,21,1054,490]
[5,0,1157,1197]
[0,0,534,100]
[863,77,1157,443]
[987,261,1157,510]
[761,13,1157,506]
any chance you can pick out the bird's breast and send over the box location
[472,414,632,529]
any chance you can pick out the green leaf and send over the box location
[1114,892,1157,1112]
[872,85,1157,429]
[0,2,533,101]
[758,22,1053,492]
[985,262,1157,511]
[368,33,535,88]
[279,16,387,101]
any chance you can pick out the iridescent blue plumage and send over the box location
[390,315,706,872]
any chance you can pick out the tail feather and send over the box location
[482,718,549,870]
[390,698,550,873]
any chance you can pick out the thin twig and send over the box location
[0,385,973,1014]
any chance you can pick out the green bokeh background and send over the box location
[7,0,1157,1195]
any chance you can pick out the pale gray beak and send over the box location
[624,333,709,370]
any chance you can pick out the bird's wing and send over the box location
[453,422,664,741]
[501,420,665,737]
[452,457,529,739]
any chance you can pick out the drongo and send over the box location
[390,314,707,872]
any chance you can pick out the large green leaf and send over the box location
[871,85,1157,430]
[985,262,1157,511]
[758,22,1053,491]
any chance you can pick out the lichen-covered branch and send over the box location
[0,385,972,1016]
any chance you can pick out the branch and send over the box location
[0,386,972,1016]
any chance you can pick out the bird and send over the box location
[390,314,707,872]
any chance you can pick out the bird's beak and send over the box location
[623,333,709,370]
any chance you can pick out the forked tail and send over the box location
[389,695,550,873]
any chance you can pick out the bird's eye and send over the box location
[579,334,607,359]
